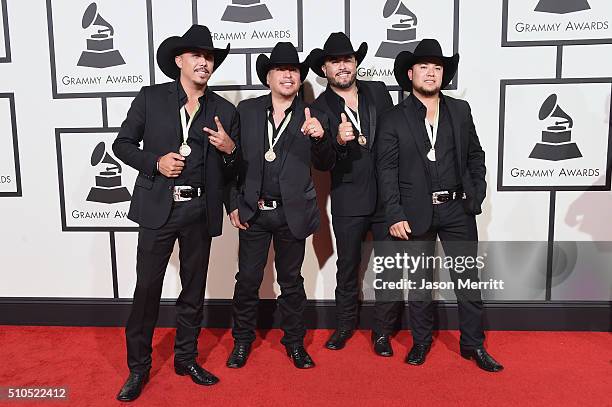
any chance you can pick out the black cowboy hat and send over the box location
[393,38,459,92]
[156,25,230,80]
[256,42,309,87]
[308,32,367,78]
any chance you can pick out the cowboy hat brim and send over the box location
[309,42,368,78]
[393,51,459,92]
[255,54,310,87]
[156,36,230,80]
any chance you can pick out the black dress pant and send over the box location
[125,196,212,373]
[374,200,485,349]
[332,215,387,330]
[231,207,307,346]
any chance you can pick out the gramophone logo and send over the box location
[376,0,419,59]
[77,2,125,68]
[529,94,582,161]
[221,0,272,23]
[534,0,591,15]
[86,141,131,203]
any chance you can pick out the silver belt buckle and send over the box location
[432,190,449,205]
[173,186,193,202]
[432,191,467,204]
[257,199,277,210]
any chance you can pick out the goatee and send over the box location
[413,84,441,97]
[328,72,357,89]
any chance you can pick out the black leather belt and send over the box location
[432,190,466,205]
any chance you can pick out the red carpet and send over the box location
[0,327,610,406]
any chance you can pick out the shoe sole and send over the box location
[460,353,504,372]
[175,370,220,385]
[226,361,246,369]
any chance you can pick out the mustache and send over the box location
[336,70,352,76]
[194,66,210,74]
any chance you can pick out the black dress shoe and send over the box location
[325,329,353,350]
[226,342,251,368]
[174,361,220,385]
[461,347,504,372]
[405,343,431,365]
[116,371,149,402]
[371,331,393,357]
[285,345,315,369]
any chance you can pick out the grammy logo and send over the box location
[86,142,131,204]
[77,2,126,68]
[221,0,272,24]
[529,94,582,161]
[534,0,591,15]
[375,0,419,59]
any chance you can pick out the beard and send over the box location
[412,82,441,97]
[328,71,357,89]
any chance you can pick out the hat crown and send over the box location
[182,24,214,48]
[413,38,444,58]
[269,42,300,64]
[323,32,354,54]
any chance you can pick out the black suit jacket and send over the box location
[376,94,486,236]
[230,94,335,240]
[112,81,240,235]
[310,80,393,217]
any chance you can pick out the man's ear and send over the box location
[407,68,413,81]
[175,55,182,70]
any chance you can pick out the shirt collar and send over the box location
[326,80,363,110]
[264,92,298,114]
[409,92,445,113]
[177,80,209,106]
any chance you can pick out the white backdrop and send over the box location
[0,0,611,302]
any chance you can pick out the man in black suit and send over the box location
[225,42,334,370]
[308,33,396,355]
[112,25,240,401]
[376,39,503,372]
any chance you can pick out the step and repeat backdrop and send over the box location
[0,0,610,303]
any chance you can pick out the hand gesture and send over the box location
[337,113,355,146]
[300,108,324,139]
[204,116,236,154]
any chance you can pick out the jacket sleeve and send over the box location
[375,110,406,229]
[221,107,241,171]
[464,102,486,214]
[112,87,158,177]
[309,108,336,171]
[222,107,241,214]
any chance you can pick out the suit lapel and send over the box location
[199,90,217,165]
[360,82,377,149]
[280,97,303,169]
[167,83,182,148]
[442,95,463,170]
[401,98,431,177]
